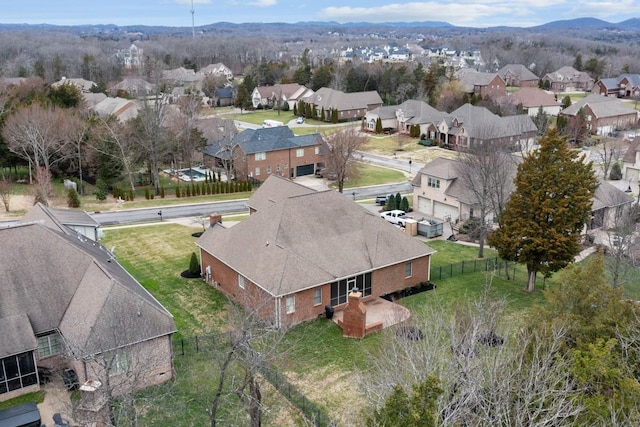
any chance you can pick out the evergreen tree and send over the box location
[609,162,622,180]
[489,129,598,292]
[188,252,200,276]
[395,193,402,210]
[400,196,409,212]
[67,188,81,208]
[375,117,383,134]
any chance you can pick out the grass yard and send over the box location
[99,223,639,425]
[101,224,229,336]
[330,162,407,190]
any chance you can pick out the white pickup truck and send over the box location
[380,210,408,227]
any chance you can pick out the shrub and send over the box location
[188,252,200,276]
[67,188,81,208]
[176,186,181,198]
[144,187,150,200]
[610,162,622,180]
[95,179,108,201]
[160,185,165,198]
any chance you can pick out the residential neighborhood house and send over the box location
[622,138,640,182]
[500,87,562,116]
[454,69,506,100]
[592,74,640,98]
[413,156,634,232]
[196,174,435,328]
[251,83,314,110]
[542,66,594,92]
[202,126,328,180]
[306,87,383,121]
[109,77,156,97]
[21,202,101,241]
[0,219,176,402]
[497,64,539,87]
[559,93,638,136]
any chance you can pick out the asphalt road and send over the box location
[92,181,413,225]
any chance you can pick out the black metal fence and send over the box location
[173,334,337,427]
[431,257,517,281]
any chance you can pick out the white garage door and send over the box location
[417,196,431,215]
[433,201,459,222]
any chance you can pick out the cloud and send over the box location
[319,2,516,26]
[174,0,211,4]
[248,0,277,6]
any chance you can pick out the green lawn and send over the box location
[330,162,407,190]
[97,223,640,425]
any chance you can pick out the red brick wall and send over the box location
[201,247,431,325]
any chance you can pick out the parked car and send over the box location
[375,194,392,205]
[380,210,408,227]
[315,167,337,180]
[296,116,305,124]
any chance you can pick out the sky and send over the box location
[3,1,640,28]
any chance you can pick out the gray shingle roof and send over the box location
[307,87,382,111]
[246,174,315,212]
[234,127,324,155]
[0,314,36,358]
[197,177,435,297]
[0,223,176,356]
[561,94,638,118]
[22,203,99,233]
[497,64,539,82]
[592,179,634,211]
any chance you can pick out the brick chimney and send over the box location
[341,290,367,338]
[209,213,222,227]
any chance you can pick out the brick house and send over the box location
[251,83,314,110]
[364,99,446,134]
[0,220,176,402]
[454,69,506,100]
[542,66,594,92]
[413,157,633,231]
[592,74,640,98]
[203,126,328,181]
[305,87,383,121]
[196,175,435,328]
[559,94,639,135]
[497,64,539,87]
[500,87,562,116]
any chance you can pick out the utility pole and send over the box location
[191,0,195,39]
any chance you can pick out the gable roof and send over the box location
[197,177,435,297]
[505,87,559,108]
[91,96,139,121]
[246,174,315,212]
[0,314,36,358]
[592,179,634,211]
[21,203,99,235]
[449,104,537,138]
[254,83,310,100]
[110,77,155,94]
[497,64,539,82]
[234,127,325,155]
[561,93,638,118]
[0,223,176,356]
[307,87,382,111]
[455,70,503,92]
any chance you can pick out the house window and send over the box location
[254,152,266,161]
[428,177,440,188]
[267,165,271,174]
[238,274,245,289]
[296,148,304,157]
[330,272,372,306]
[314,288,322,306]
[276,164,281,173]
[0,352,38,395]
[109,350,131,376]
[405,262,412,278]
[284,163,288,169]
[37,332,63,358]
[255,167,260,176]
[315,147,320,155]
[286,296,295,314]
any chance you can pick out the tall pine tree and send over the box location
[489,128,597,292]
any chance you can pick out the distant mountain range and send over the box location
[1,17,640,36]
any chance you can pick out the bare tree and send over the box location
[358,285,584,427]
[0,178,13,212]
[2,103,72,183]
[132,94,173,195]
[209,295,287,427]
[170,90,206,181]
[325,127,368,193]
[88,117,142,193]
[456,140,516,258]
[33,166,51,206]
[603,206,639,289]
[594,137,624,180]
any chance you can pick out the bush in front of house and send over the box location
[181,252,201,279]
[67,188,81,208]
[610,162,622,180]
